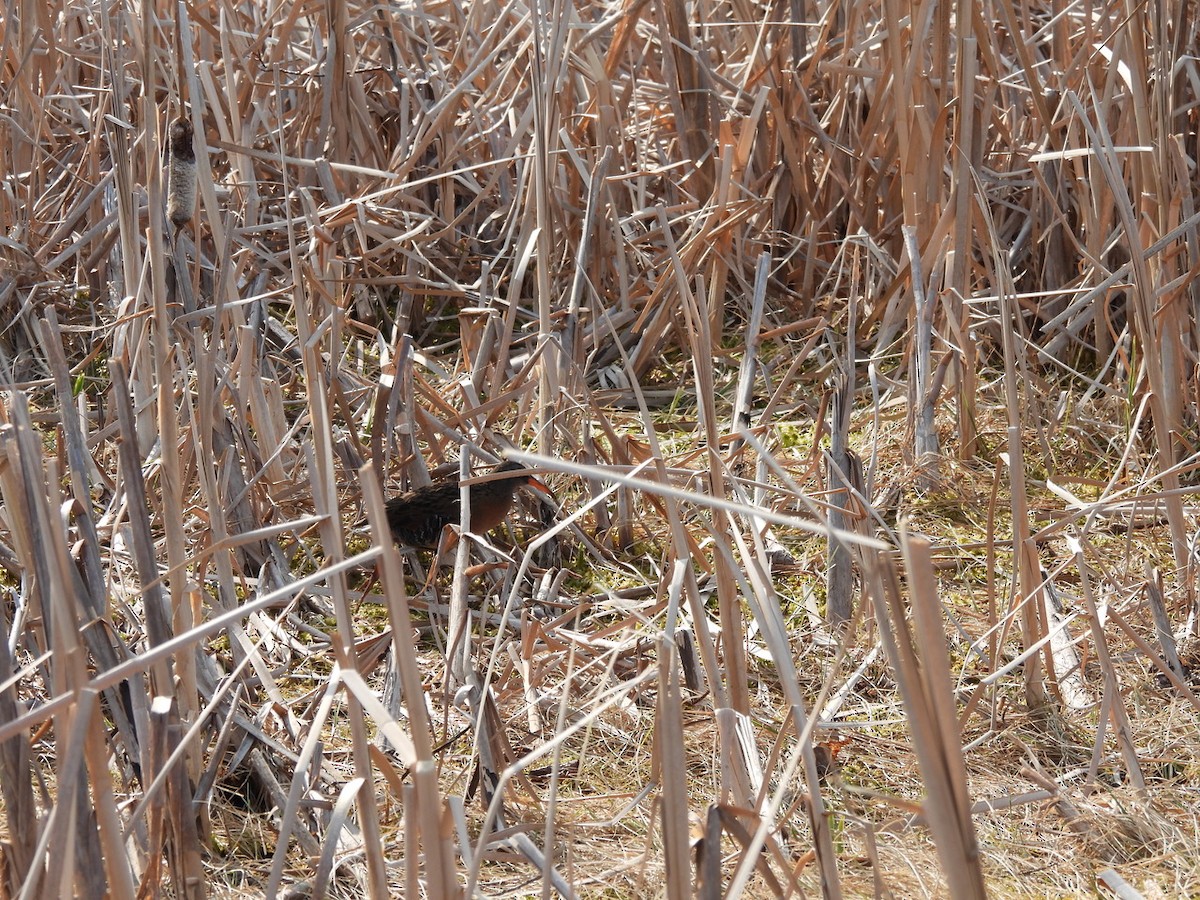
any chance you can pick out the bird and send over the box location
[384,460,552,548]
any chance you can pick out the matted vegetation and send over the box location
[1,0,1199,896]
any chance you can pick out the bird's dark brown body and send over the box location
[384,460,550,547]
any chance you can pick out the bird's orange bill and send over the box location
[466,466,555,500]
[524,474,553,497]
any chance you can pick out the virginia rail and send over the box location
[385,460,552,548]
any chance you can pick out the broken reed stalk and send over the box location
[657,636,692,899]
[660,203,751,715]
[293,226,390,895]
[2,398,98,895]
[899,530,988,899]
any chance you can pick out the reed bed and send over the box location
[1,0,1199,896]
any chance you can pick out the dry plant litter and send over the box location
[0,0,1199,897]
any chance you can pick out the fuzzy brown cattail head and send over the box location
[166,115,196,230]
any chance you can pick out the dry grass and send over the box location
[1,0,1199,897]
